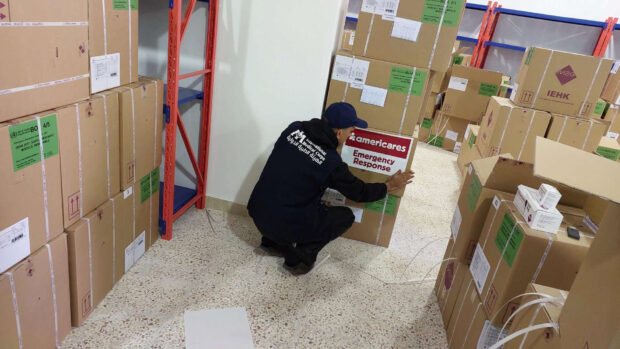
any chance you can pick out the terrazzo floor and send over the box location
[59,143,462,348]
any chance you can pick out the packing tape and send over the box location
[556,115,568,142]
[101,0,108,55]
[45,244,60,348]
[83,217,95,311]
[516,111,536,160]
[398,67,417,135]
[128,0,133,83]
[495,106,515,156]
[577,58,604,117]
[0,21,88,27]
[130,88,137,187]
[447,279,474,347]
[531,233,553,283]
[374,193,389,245]
[490,292,554,324]
[7,272,23,349]
[484,220,524,303]
[35,116,51,242]
[531,50,554,108]
[426,0,450,71]
[581,119,594,150]
[111,197,116,282]
[462,303,483,348]
[520,304,543,349]
[498,297,564,344]
[75,104,84,217]
[0,74,90,96]
[488,323,557,349]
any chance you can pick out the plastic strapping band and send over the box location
[101,0,108,55]
[35,116,51,241]
[448,279,474,347]
[0,74,90,96]
[111,198,116,281]
[374,194,389,245]
[530,50,554,108]
[531,233,553,283]
[341,55,356,102]
[75,104,84,217]
[427,0,450,71]
[7,272,23,349]
[496,107,515,156]
[581,119,594,150]
[100,94,111,198]
[480,200,508,249]
[398,67,417,135]
[83,217,95,310]
[498,297,564,342]
[130,88,137,239]
[484,221,522,302]
[556,115,568,142]
[488,323,557,349]
[150,83,159,246]
[0,22,88,27]
[461,303,482,349]
[490,292,554,323]
[577,58,603,117]
[362,12,376,57]
[46,244,59,347]
[517,111,536,159]
[519,304,543,349]
[128,0,133,81]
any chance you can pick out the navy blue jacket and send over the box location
[247,119,387,243]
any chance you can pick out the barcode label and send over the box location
[382,0,399,20]
[470,244,490,295]
[477,320,508,349]
[90,53,121,93]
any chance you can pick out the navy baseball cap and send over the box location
[324,102,368,129]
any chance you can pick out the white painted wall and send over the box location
[138,0,348,204]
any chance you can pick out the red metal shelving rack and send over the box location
[161,0,219,240]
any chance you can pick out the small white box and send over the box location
[513,185,563,234]
[536,183,562,210]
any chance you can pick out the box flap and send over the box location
[534,137,620,204]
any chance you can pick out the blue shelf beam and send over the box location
[159,183,198,230]
[465,3,488,11]
[484,41,527,52]
[163,84,203,105]
[457,35,479,43]
[346,16,358,22]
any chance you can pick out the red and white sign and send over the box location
[341,128,413,175]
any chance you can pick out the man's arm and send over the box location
[327,163,415,203]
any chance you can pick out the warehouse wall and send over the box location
[138,0,348,205]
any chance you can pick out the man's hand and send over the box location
[386,170,415,192]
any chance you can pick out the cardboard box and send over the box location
[0,0,89,121]
[57,91,120,228]
[596,136,620,162]
[419,92,440,125]
[113,77,164,190]
[341,195,401,247]
[353,1,465,72]
[340,30,355,51]
[452,54,472,67]
[457,125,482,176]
[137,168,161,250]
[536,183,562,210]
[513,185,564,234]
[88,0,139,93]
[0,234,71,349]
[111,188,135,283]
[339,129,417,197]
[545,114,607,153]
[435,242,469,329]
[510,47,614,117]
[432,71,447,94]
[470,195,591,325]
[503,283,565,349]
[601,60,620,104]
[66,201,116,326]
[440,65,504,122]
[589,99,608,120]
[326,51,430,135]
[603,104,619,140]
[476,97,551,163]
[498,84,513,98]
[0,114,64,273]
[424,111,470,153]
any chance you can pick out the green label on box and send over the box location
[453,55,464,65]
[466,174,481,211]
[597,146,620,161]
[428,134,444,147]
[140,174,151,203]
[593,101,606,116]
[113,0,138,10]
[525,48,534,65]
[494,213,524,267]
[150,168,160,195]
[478,83,499,97]
[468,133,476,148]
[388,67,427,96]
[422,0,464,27]
[365,194,398,215]
[421,118,433,129]
[9,114,59,172]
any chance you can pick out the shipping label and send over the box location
[596,146,620,161]
[382,0,400,20]
[388,67,427,96]
[421,0,463,27]
[448,76,468,91]
[421,118,433,129]
[477,320,508,349]
[470,243,490,295]
[494,213,524,267]
[113,0,138,10]
[428,134,444,147]
[134,231,146,262]
[90,53,121,93]
[350,59,370,89]
[341,128,413,176]
[450,206,462,240]
[332,55,354,83]
[365,194,398,215]
[607,131,619,140]
[360,85,388,107]
[391,17,422,42]
[9,114,59,172]
[445,130,458,141]
[0,218,30,273]
[466,174,482,211]
[478,83,499,97]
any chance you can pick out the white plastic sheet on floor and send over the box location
[185,307,255,349]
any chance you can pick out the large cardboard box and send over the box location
[339,30,355,51]
[596,136,620,162]
[114,77,164,190]
[510,47,613,117]
[545,114,607,153]
[434,240,469,329]
[476,97,551,163]
[353,0,465,72]
[470,195,592,326]
[419,92,440,125]
[326,51,430,135]
[424,111,470,153]
[137,168,161,250]
[457,125,481,177]
[589,98,608,120]
[57,91,120,228]
[603,104,619,140]
[343,195,400,247]
[0,0,89,121]
[88,0,139,93]
[339,128,417,197]
[111,188,135,283]
[66,201,115,326]
[440,65,504,122]
[503,284,566,349]
[1,114,64,273]
[601,60,620,104]
[0,234,71,349]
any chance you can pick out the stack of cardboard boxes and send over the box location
[324,0,466,246]
[1,1,163,346]
[436,138,620,348]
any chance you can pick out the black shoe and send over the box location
[283,260,315,275]
[258,237,288,257]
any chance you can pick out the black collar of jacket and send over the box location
[302,118,339,150]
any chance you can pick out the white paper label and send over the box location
[382,0,399,20]
[321,188,346,206]
[477,320,508,349]
[453,142,462,154]
[0,218,30,273]
[510,82,518,101]
[332,55,354,83]
[464,125,472,142]
[616,94,620,105]
[448,76,468,91]
[361,85,388,107]
[350,59,370,89]
[391,17,421,42]
[468,164,473,175]
[450,206,462,240]
[90,53,121,93]
[611,61,620,74]
[361,0,381,13]
[470,244,491,295]
[348,32,356,46]
[123,187,133,199]
[134,231,146,262]
[124,241,135,272]
[348,206,364,223]
[446,130,459,142]
[492,195,501,209]
[607,131,619,140]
